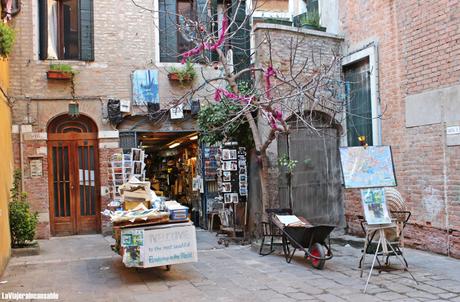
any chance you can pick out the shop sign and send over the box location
[446,126,460,135]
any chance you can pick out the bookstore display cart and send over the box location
[112,215,197,269]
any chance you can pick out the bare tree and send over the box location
[130,0,369,222]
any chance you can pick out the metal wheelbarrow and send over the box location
[272,215,335,269]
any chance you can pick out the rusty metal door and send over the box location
[278,124,343,226]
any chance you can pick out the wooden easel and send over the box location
[360,223,418,293]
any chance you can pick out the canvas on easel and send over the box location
[360,188,392,225]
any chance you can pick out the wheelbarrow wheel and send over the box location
[309,243,326,270]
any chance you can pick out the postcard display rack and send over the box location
[339,146,417,293]
[218,142,248,241]
[109,148,146,202]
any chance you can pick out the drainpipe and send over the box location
[19,125,24,191]
[441,102,450,256]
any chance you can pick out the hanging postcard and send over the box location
[132,70,159,104]
[360,188,392,225]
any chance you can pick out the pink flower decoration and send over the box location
[180,16,229,63]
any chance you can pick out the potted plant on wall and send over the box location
[293,11,326,32]
[167,60,196,84]
[47,63,76,80]
[9,170,39,256]
[0,22,15,58]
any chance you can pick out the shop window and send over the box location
[38,0,94,61]
[344,58,373,147]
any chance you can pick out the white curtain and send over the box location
[47,0,58,59]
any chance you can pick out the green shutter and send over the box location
[38,0,48,60]
[196,0,211,62]
[79,0,94,61]
[159,0,178,62]
[307,0,319,12]
[231,0,250,82]
[210,0,219,62]
[344,60,373,146]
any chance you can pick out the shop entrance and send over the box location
[47,114,101,236]
[137,131,200,210]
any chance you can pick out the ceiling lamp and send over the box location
[169,142,180,149]
[189,135,198,141]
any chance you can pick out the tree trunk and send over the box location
[258,151,270,221]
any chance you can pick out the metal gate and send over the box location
[278,115,344,226]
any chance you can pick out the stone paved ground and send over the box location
[1,229,460,302]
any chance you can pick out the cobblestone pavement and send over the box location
[1,229,460,302]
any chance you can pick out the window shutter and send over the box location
[307,0,319,12]
[79,0,94,61]
[159,0,178,62]
[196,0,208,24]
[38,0,48,60]
[231,0,250,81]
[344,61,373,147]
[196,0,211,62]
[210,0,219,62]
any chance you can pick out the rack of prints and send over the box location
[221,146,247,203]
[130,148,145,180]
[109,153,133,199]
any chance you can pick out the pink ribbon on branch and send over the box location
[180,16,229,63]
[264,107,283,131]
[264,66,276,98]
[214,88,252,104]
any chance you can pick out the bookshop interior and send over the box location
[110,131,200,211]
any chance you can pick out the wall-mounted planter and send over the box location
[47,70,73,80]
[167,72,193,82]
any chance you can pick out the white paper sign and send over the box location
[122,223,197,268]
[143,224,197,267]
[170,104,184,119]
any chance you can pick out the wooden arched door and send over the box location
[47,114,101,236]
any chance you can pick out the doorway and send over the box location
[47,114,100,236]
[277,111,344,226]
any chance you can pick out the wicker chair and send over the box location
[359,188,411,268]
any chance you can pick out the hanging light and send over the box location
[189,135,198,141]
[169,142,180,149]
[68,100,79,117]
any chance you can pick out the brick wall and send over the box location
[340,0,460,258]
[8,0,221,238]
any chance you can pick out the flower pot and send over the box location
[168,72,193,82]
[47,70,73,80]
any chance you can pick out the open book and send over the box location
[275,215,309,227]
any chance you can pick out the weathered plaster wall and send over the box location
[0,57,14,276]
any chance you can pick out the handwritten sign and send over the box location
[121,223,197,268]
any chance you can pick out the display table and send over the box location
[113,220,198,268]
